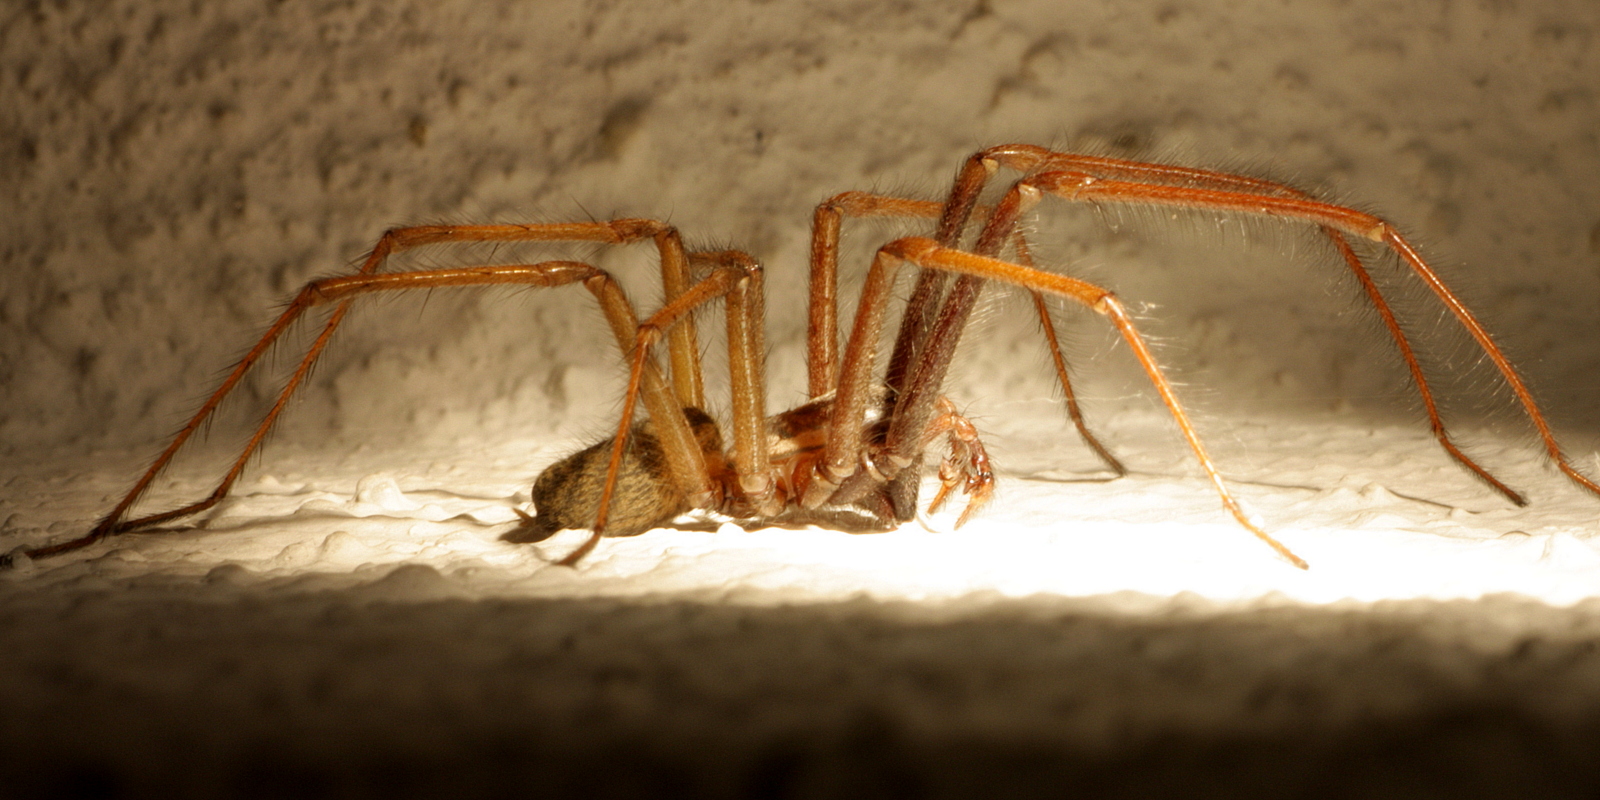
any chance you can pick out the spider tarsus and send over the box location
[1557,462,1600,500]
[1473,473,1526,507]
[554,531,602,567]
[1260,529,1309,570]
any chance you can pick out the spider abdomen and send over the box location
[530,427,684,538]
[529,407,725,538]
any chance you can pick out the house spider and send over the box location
[8,144,1597,571]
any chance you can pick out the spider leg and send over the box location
[872,178,1032,501]
[871,152,1048,515]
[809,192,944,396]
[709,252,782,516]
[557,250,773,565]
[810,151,998,503]
[978,145,1525,504]
[1016,169,1599,500]
[809,189,1125,480]
[879,152,997,417]
[34,262,706,562]
[804,181,1056,521]
[1015,235,1128,477]
[376,220,707,410]
[835,235,1310,569]
[28,217,709,563]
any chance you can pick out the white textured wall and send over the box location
[7,5,1600,796]
[3,0,1598,455]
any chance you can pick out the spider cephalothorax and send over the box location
[516,393,992,550]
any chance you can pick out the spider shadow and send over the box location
[498,506,899,544]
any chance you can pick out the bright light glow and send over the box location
[5,411,1598,608]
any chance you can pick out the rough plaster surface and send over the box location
[4,0,1599,450]
[4,0,1600,796]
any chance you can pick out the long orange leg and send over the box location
[865,152,1084,519]
[875,171,1038,486]
[823,235,1309,569]
[809,190,1125,476]
[807,192,944,396]
[1014,234,1128,477]
[975,144,1525,503]
[1013,170,1600,499]
[19,257,707,564]
[859,146,1331,492]
[557,251,771,566]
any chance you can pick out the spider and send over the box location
[7,143,1597,571]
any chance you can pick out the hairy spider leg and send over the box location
[887,146,1530,510]
[557,251,773,566]
[1011,234,1129,476]
[980,144,1529,504]
[1011,169,1600,500]
[912,147,1525,504]
[821,233,1310,569]
[803,168,1021,519]
[809,191,1125,477]
[864,151,1019,520]
[25,218,712,562]
[818,146,1597,568]
[20,148,1586,570]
